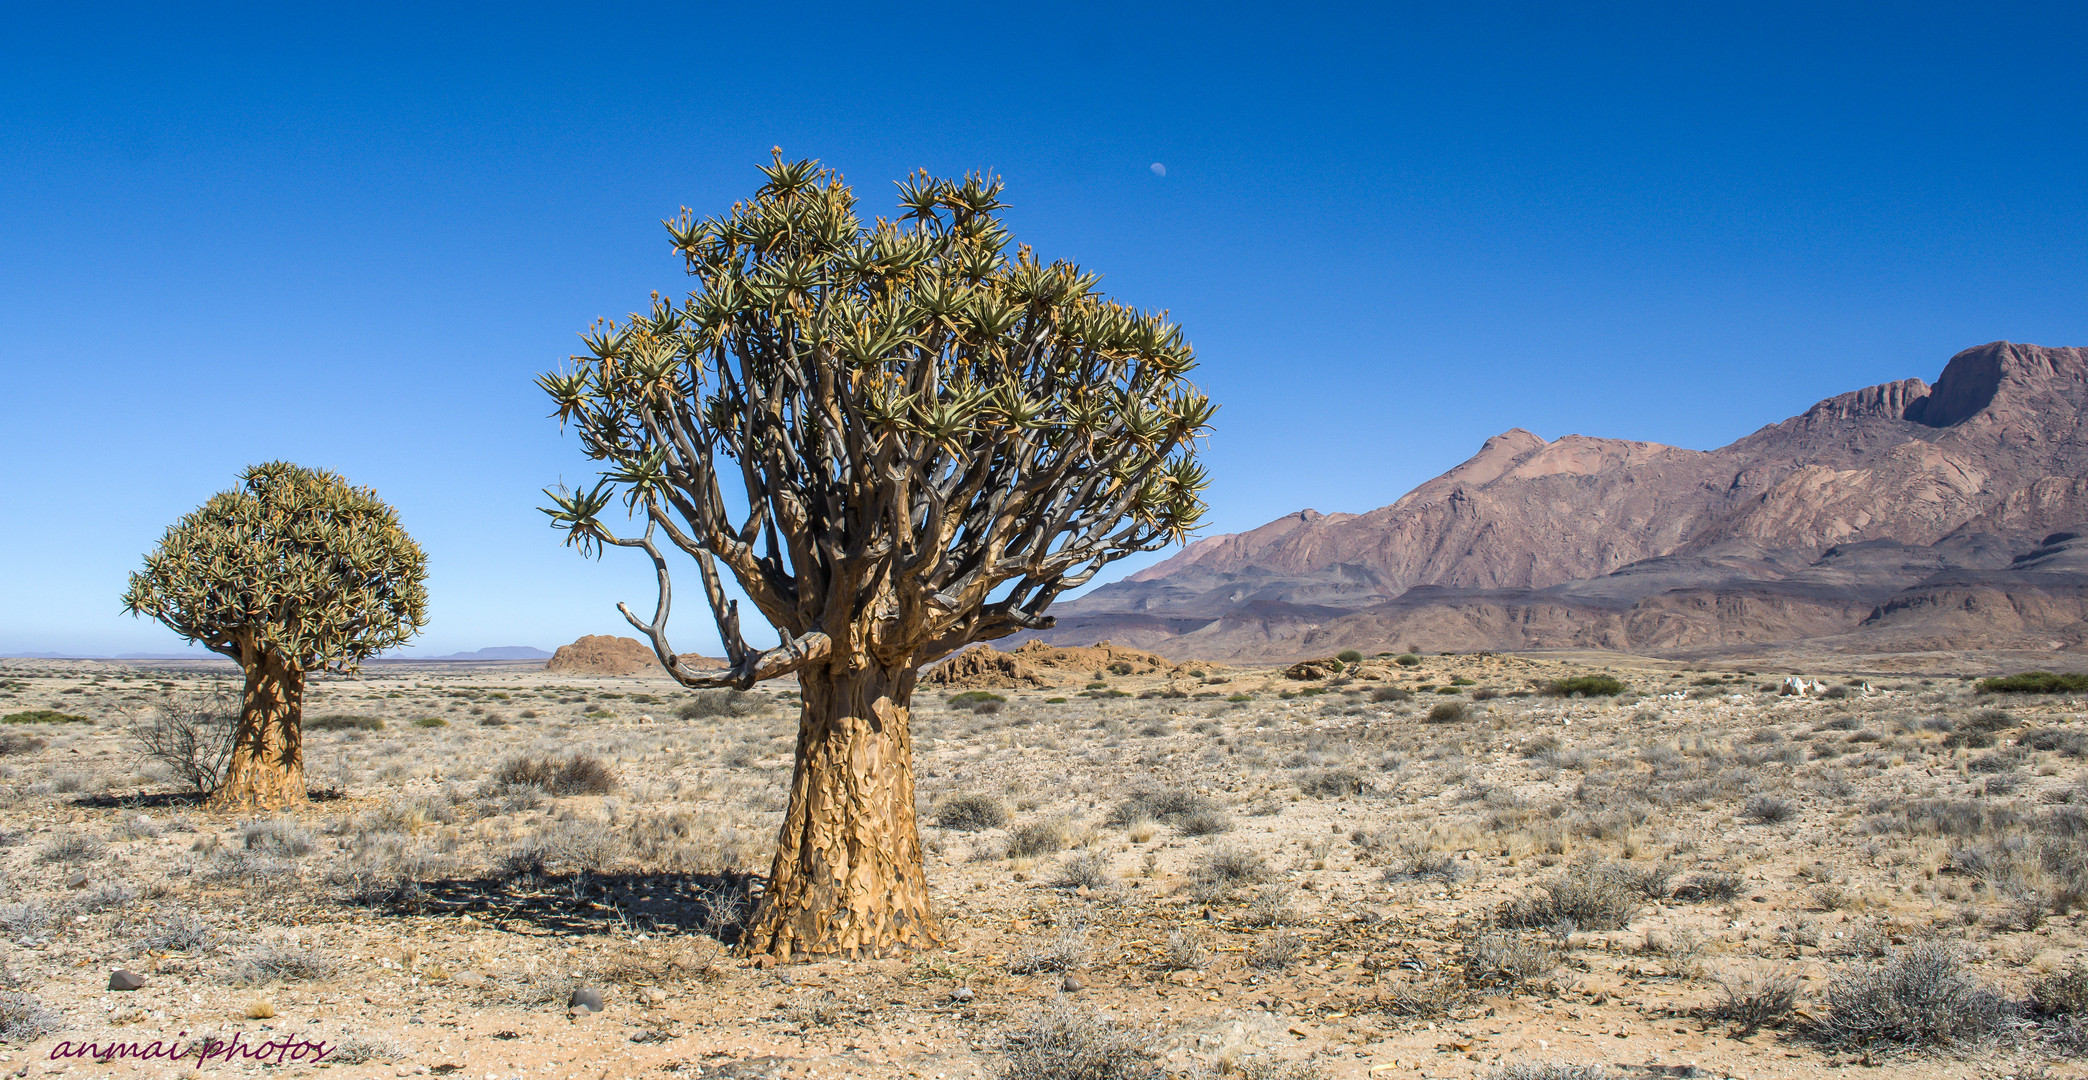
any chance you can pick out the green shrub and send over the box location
[1044,697,1069,704]
[412,717,448,728]
[1450,676,1476,686]
[1225,693,1253,703]
[946,691,1007,706]
[1434,686,1462,695]
[2,710,87,724]
[1371,686,1412,703]
[1546,675,1625,697]
[1335,649,1363,664]
[1979,671,2088,694]
[307,714,384,731]
[1394,654,1421,667]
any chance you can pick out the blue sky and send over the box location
[6,3,2088,657]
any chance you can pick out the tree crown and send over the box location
[122,461,428,670]
[542,154,1215,686]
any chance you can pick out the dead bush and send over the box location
[1497,860,1644,931]
[122,684,237,792]
[935,793,1009,831]
[492,753,618,796]
[996,1004,1162,1080]
[1708,967,1799,1035]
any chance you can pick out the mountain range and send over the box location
[1023,341,2088,660]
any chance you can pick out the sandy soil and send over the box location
[0,651,2083,1080]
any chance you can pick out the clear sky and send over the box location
[7,3,2088,658]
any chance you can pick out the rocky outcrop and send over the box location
[544,635,726,676]
[1027,342,2088,658]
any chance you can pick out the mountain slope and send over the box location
[1030,341,2088,658]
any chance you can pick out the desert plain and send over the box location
[0,645,2082,1080]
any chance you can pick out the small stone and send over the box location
[450,970,487,988]
[67,872,89,890]
[640,987,667,1005]
[568,986,604,1013]
[108,969,146,991]
[949,987,974,1002]
[1060,976,1083,993]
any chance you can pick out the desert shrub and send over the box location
[2030,963,2088,1017]
[69,883,139,915]
[1371,686,1413,703]
[1006,818,1070,858]
[1162,929,1211,971]
[947,690,1007,709]
[1545,675,1625,697]
[1743,795,1796,824]
[1426,701,1471,723]
[1498,861,1643,931]
[1394,654,1421,667]
[1709,968,1799,1034]
[1297,767,1367,797]
[1472,688,1500,701]
[1174,809,1233,836]
[1010,923,1092,974]
[935,793,1009,831]
[674,690,762,719]
[996,1004,1161,1080]
[2,709,88,724]
[1238,886,1302,928]
[0,903,52,937]
[492,753,618,796]
[137,909,212,952]
[1186,845,1269,902]
[325,1035,408,1065]
[1488,1065,1608,1080]
[1336,649,1363,664]
[307,714,384,731]
[1979,671,2088,694]
[39,832,105,866]
[2019,728,2088,758]
[1109,788,1216,826]
[1967,708,2021,732]
[1814,943,2011,1048]
[0,992,63,1042]
[1464,931,1559,986]
[1248,930,1304,970]
[1053,851,1112,890]
[0,732,46,756]
[122,685,236,792]
[242,818,314,857]
[1382,848,1467,884]
[228,939,338,985]
[413,717,448,728]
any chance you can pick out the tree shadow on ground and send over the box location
[71,787,346,810]
[373,868,763,944]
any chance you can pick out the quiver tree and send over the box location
[122,462,428,810]
[541,154,1215,960]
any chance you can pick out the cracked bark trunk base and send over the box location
[208,645,306,812]
[741,660,941,960]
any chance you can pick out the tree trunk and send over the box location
[209,643,306,811]
[741,658,941,960]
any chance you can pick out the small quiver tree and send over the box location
[122,462,428,810]
[540,154,1216,960]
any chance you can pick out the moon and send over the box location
[1150,162,1166,177]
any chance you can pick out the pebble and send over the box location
[107,969,146,991]
[67,872,89,890]
[568,986,604,1013]
[450,970,487,988]
[1061,976,1083,992]
[949,987,974,1002]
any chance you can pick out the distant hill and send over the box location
[1019,341,2088,659]
[430,646,551,661]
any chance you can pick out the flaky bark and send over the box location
[209,642,305,811]
[741,660,940,960]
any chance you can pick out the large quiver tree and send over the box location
[541,154,1215,960]
[122,462,428,810]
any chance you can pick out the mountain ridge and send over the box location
[1028,341,2088,659]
